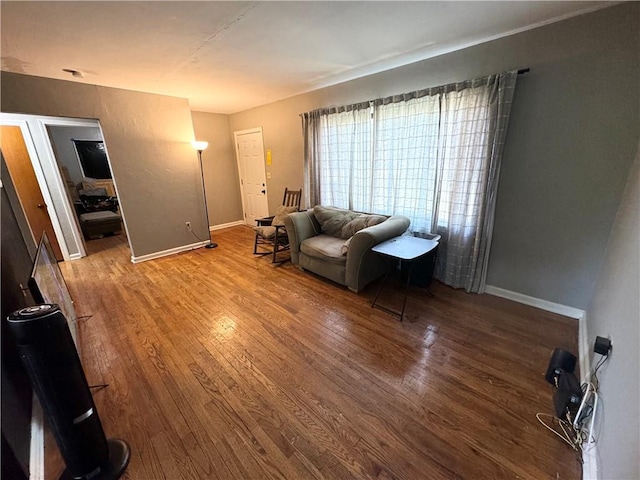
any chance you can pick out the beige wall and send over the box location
[228,91,311,214]
[1,72,207,259]
[190,111,243,225]
[227,107,307,215]
[228,3,639,311]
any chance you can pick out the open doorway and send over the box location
[46,125,124,255]
[0,113,130,261]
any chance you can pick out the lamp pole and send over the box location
[192,141,218,249]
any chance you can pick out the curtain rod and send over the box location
[301,70,530,117]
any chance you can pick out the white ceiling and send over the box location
[1,1,612,114]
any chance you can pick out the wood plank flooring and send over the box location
[53,226,581,479]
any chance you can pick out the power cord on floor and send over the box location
[88,383,109,391]
[73,314,109,391]
[188,227,205,243]
[536,413,583,452]
[76,314,93,323]
[537,351,610,454]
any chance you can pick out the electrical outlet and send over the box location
[594,336,611,356]
[185,221,192,231]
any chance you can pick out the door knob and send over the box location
[37,204,47,209]
[261,190,266,194]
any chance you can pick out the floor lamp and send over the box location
[192,140,218,249]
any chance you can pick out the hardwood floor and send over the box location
[54,226,581,479]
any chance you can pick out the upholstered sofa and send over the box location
[74,186,122,239]
[284,206,410,292]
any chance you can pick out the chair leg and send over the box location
[254,233,271,256]
[254,228,289,263]
[254,233,276,257]
[272,236,282,263]
[271,238,291,263]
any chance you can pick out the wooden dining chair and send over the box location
[253,188,302,263]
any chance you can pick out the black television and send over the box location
[72,139,112,180]
[28,232,78,343]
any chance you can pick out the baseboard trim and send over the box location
[130,240,208,263]
[582,441,598,479]
[577,312,590,383]
[210,220,244,231]
[578,314,598,478]
[130,221,244,263]
[484,285,586,319]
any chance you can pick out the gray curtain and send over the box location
[433,71,518,292]
[302,101,371,209]
[301,109,322,208]
[301,71,518,293]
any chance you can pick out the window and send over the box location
[72,140,112,179]
[303,71,517,292]
[315,91,490,237]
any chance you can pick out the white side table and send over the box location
[371,235,439,321]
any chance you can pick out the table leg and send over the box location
[399,259,414,321]
[372,259,414,322]
[371,269,391,308]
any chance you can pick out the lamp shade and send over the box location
[191,140,209,151]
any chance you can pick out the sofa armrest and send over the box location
[346,215,411,292]
[284,210,321,265]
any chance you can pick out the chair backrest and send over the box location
[282,188,302,210]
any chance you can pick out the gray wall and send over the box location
[229,3,639,310]
[190,111,243,225]
[1,74,208,259]
[586,149,639,480]
[489,6,639,309]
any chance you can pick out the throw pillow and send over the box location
[340,214,387,238]
[272,205,298,226]
[313,205,359,238]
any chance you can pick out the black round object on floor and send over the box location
[59,438,131,480]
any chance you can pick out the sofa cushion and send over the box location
[253,225,277,239]
[313,206,359,238]
[300,234,347,265]
[80,210,121,222]
[313,205,387,239]
[340,214,387,238]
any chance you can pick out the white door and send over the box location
[234,128,269,225]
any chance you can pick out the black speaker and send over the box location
[553,370,582,418]
[7,304,130,480]
[545,348,577,385]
